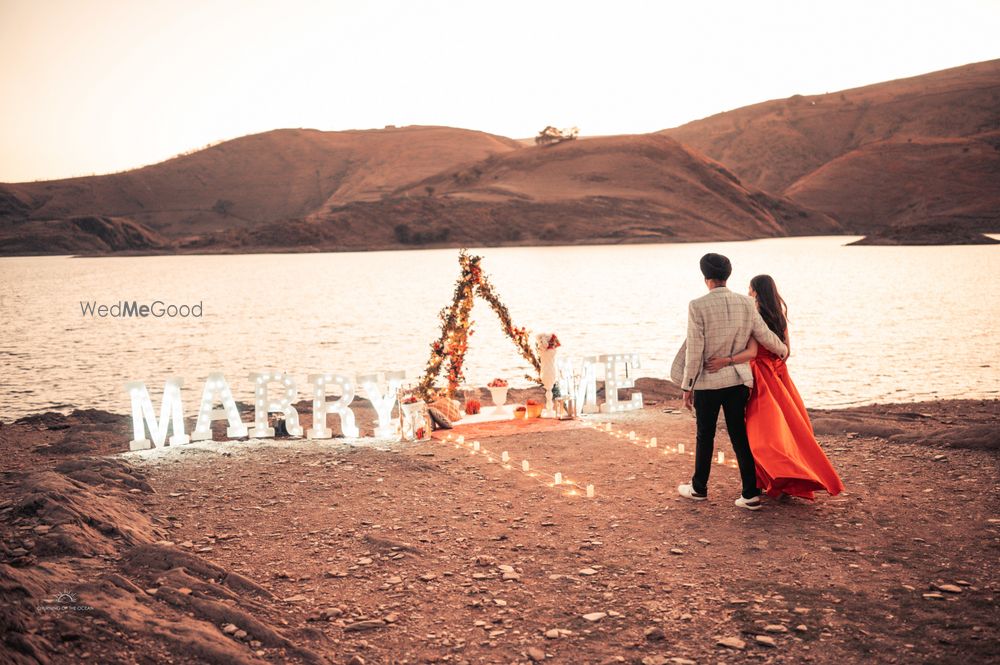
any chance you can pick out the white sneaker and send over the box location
[734,495,762,511]
[677,483,707,501]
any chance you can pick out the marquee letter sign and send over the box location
[308,373,359,438]
[125,378,189,450]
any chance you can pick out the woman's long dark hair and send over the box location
[750,275,788,339]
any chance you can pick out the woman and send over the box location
[705,275,844,500]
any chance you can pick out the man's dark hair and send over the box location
[699,253,732,281]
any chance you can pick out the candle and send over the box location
[717,451,725,464]
[649,437,657,448]
[586,484,595,498]
[522,460,530,472]
[501,451,510,463]
[554,472,562,485]
[677,443,685,454]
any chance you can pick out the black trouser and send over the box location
[692,384,759,499]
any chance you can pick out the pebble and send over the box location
[641,657,669,665]
[419,573,437,581]
[222,623,238,635]
[582,612,607,622]
[502,572,521,581]
[670,548,684,555]
[387,576,402,585]
[544,629,560,639]
[578,567,598,576]
[282,595,307,603]
[936,584,963,594]
[527,646,546,661]
[792,607,810,614]
[717,636,746,650]
[795,624,808,632]
[764,624,788,633]
[344,619,386,632]
[644,626,666,641]
[680,613,693,621]
[669,659,696,665]
[357,557,373,565]
[922,593,944,600]
[756,635,777,647]
[347,655,365,665]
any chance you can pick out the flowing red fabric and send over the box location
[747,349,845,499]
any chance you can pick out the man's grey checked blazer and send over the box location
[670,287,788,391]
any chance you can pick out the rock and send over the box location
[502,572,521,581]
[344,619,386,632]
[641,657,669,665]
[795,624,808,632]
[582,612,607,622]
[222,623,238,635]
[544,629,561,639]
[387,576,402,585]
[644,626,666,641]
[384,612,399,623]
[756,635,777,647]
[419,573,437,582]
[234,630,248,640]
[669,659,696,665]
[764,624,788,633]
[527,646,546,661]
[347,655,365,665]
[578,567,598,576]
[282,594,307,603]
[923,593,944,600]
[792,607,810,614]
[717,637,745,650]
[670,548,684,555]
[498,565,515,573]
[357,557,373,565]
[936,584,963,594]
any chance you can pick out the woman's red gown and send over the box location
[747,348,844,499]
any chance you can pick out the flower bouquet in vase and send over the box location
[535,333,561,416]
[487,378,509,415]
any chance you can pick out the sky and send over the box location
[1,0,998,183]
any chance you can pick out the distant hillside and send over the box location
[662,59,1000,235]
[0,129,835,255]
[0,126,521,240]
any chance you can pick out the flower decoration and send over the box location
[487,378,508,388]
[415,251,541,399]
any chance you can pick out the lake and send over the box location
[1,237,998,419]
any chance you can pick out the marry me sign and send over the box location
[123,353,645,450]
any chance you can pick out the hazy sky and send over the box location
[1,0,998,183]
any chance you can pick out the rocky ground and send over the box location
[1,383,997,664]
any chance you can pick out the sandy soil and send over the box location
[1,385,997,664]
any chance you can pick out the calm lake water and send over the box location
[1,237,998,418]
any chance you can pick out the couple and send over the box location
[671,253,843,511]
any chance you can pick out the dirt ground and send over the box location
[1,385,998,665]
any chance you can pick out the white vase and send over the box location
[488,386,508,415]
[539,348,558,416]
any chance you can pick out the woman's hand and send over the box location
[705,356,730,373]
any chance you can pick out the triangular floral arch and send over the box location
[416,251,541,399]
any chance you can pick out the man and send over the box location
[676,253,788,511]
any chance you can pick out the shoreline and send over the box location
[4,230,1000,259]
[2,389,997,664]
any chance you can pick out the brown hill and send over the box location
[0,130,838,255]
[274,133,840,251]
[662,59,1000,235]
[0,126,522,238]
[786,132,1000,231]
